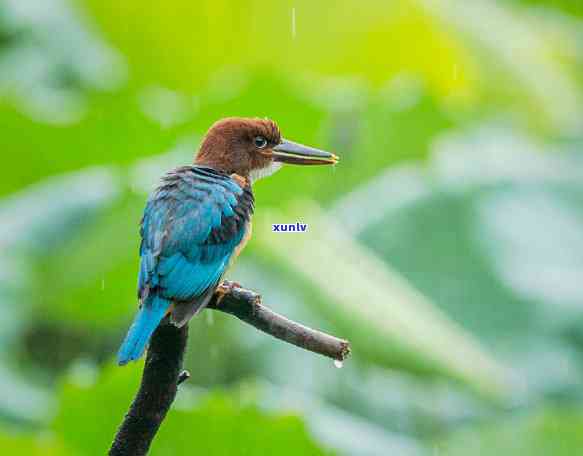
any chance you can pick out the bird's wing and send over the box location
[138,166,254,323]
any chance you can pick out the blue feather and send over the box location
[117,295,170,365]
[120,166,253,364]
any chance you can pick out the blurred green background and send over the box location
[1,0,583,454]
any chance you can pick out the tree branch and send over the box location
[109,321,188,456]
[207,283,351,361]
[109,283,351,456]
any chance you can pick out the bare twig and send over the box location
[208,282,351,361]
[109,283,351,456]
[177,370,191,385]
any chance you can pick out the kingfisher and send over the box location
[117,117,339,365]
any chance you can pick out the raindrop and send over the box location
[334,359,343,369]
[101,279,105,291]
[206,310,214,326]
[291,8,296,39]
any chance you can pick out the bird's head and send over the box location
[195,117,339,181]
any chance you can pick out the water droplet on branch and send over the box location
[334,359,343,369]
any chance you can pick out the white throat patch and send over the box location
[249,161,283,182]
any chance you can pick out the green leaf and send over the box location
[53,363,142,455]
[254,202,510,398]
[348,127,583,399]
[439,407,583,456]
[54,364,331,456]
[152,395,332,456]
[0,432,64,455]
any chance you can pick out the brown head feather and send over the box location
[195,117,281,177]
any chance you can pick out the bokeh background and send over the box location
[1,0,583,454]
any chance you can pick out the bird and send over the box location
[117,117,339,365]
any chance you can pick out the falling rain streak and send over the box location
[206,309,214,326]
[291,8,296,39]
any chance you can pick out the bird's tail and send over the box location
[117,294,171,365]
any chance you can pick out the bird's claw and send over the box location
[215,280,242,306]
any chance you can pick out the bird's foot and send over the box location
[215,280,242,306]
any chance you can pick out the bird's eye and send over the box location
[254,136,268,149]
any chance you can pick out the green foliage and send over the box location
[54,365,330,456]
[153,396,331,456]
[33,196,143,327]
[254,203,509,398]
[0,433,64,455]
[508,0,583,17]
[1,0,583,454]
[53,364,141,454]
[440,408,583,455]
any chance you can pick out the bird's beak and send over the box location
[271,139,339,165]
